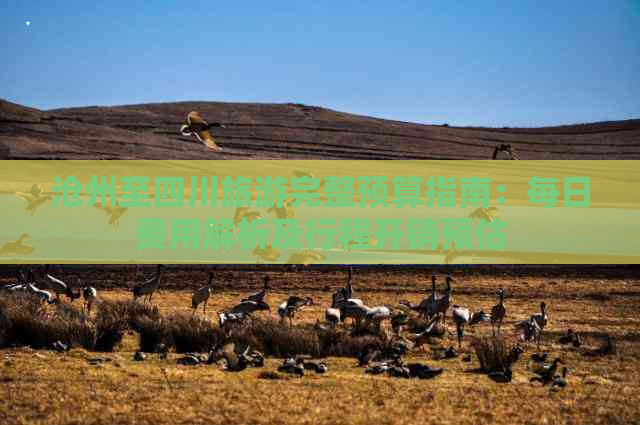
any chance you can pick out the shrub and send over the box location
[317,328,386,358]
[94,300,160,352]
[472,336,518,373]
[138,317,170,353]
[233,319,319,357]
[0,292,95,350]
[165,313,220,353]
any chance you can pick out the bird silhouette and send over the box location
[233,207,263,230]
[469,207,501,222]
[94,199,128,228]
[340,237,379,251]
[180,111,225,151]
[0,233,35,256]
[267,199,296,220]
[286,250,326,266]
[15,184,52,215]
[252,244,281,262]
[293,170,316,179]
[492,144,520,160]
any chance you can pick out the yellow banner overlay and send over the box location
[0,160,638,264]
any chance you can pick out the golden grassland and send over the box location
[1,270,640,425]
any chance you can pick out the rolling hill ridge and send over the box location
[1,99,639,159]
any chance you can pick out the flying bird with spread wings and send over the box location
[15,184,52,215]
[268,199,297,220]
[468,206,501,222]
[94,200,128,228]
[287,250,326,266]
[1,233,35,256]
[253,244,282,262]
[180,111,225,151]
[293,170,316,179]
[233,207,264,230]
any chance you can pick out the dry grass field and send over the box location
[1,266,639,425]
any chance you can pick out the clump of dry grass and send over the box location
[165,313,220,353]
[95,300,160,351]
[137,317,169,353]
[472,336,519,373]
[233,319,319,357]
[317,328,387,358]
[0,292,94,350]
[137,313,221,353]
[135,314,386,358]
[100,299,160,329]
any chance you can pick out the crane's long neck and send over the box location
[153,271,162,289]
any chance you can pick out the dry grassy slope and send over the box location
[1,98,639,159]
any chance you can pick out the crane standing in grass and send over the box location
[133,265,163,304]
[82,286,98,313]
[452,306,489,348]
[491,288,506,336]
[530,301,549,345]
[426,275,454,324]
[42,266,80,302]
[242,275,270,303]
[278,296,314,326]
[192,270,215,314]
[416,275,438,318]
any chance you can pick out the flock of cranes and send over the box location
[1,264,582,387]
[133,265,558,354]
[3,267,95,312]
[2,265,557,351]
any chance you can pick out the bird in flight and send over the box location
[180,111,225,151]
[15,184,52,215]
[469,206,501,222]
[253,244,282,262]
[94,199,128,228]
[1,233,35,256]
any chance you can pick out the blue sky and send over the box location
[1,1,638,127]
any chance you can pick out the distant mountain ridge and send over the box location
[1,98,639,159]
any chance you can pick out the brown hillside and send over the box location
[1,99,639,159]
